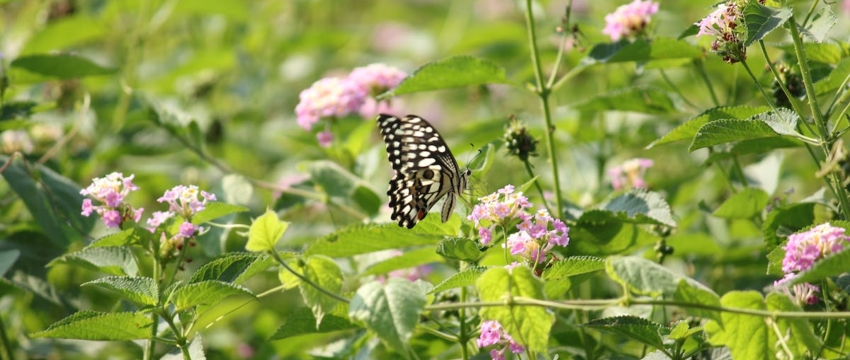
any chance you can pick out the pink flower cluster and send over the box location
[775,223,850,304]
[80,173,144,228]
[147,185,216,237]
[478,320,524,360]
[601,0,659,42]
[468,185,570,264]
[294,63,406,147]
[608,158,653,190]
[694,2,746,63]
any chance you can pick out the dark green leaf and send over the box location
[762,202,817,247]
[649,106,770,148]
[31,311,152,340]
[592,190,676,227]
[581,316,666,350]
[542,256,605,299]
[83,276,158,306]
[690,109,801,152]
[435,237,481,262]
[380,56,510,98]
[270,306,358,339]
[189,252,274,284]
[0,101,38,121]
[743,2,792,46]
[11,54,116,80]
[572,86,677,115]
[191,202,248,225]
[0,249,21,277]
[86,228,144,248]
[49,247,138,276]
[584,37,701,64]
[606,256,678,297]
[169,280,254,311]
[713,188,769,219]
[306,217,460,258]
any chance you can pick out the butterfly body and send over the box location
[377,114,470,228]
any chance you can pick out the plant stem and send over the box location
[694,59,720,107]
[268,250,350,303]
[145,256,162,360]
[524,0,564,218]
[0,313,13,360]
[523,161,549,214]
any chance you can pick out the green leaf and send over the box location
[0,249,21,277]
[349,278,427,353]
[85,228,144,248]
[743,2,792,46]
[191,202,248,225]
[361,247,442,277]
[705,137,804,164]
[766,293,822,357]
[169,280,254,311]
[31,311,152,340]
[606,256,679,297]
[306,160,381,214]
[435,237,481,262]
[649,106,770,148]
[815,58,850,95]
[477,266,553,353]
[83,276,158,306]
[673,278,722,322]
[594,190,676,227]
[762,202,817,247]
[776,42,843,64]
[690,109,801,152]
[1,157,96,246]
[172,0,248,20]
[790,245,850,285]
[189,252,275,284]
[572,86,677,115]
[429,266,488,294]
[0,101,39,121]
[301,255,344,326]
[713,188,770,219]
[10,53,116,80]
[581,316,666,350]
[542,256,605,298]
[800,5,836,43]
[380,56,510,98]
[569,219,658,256]
[584,37,701,64]
[20,16,106,54]
[271,306,358,340]
[306,218,460,257]
[766,244,786,276]
[49,247,138,276]
[705,291,772,360]
[246,209,289,252]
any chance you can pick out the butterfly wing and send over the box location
[377,114,468,228]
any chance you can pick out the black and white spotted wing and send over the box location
[377,114,470,228]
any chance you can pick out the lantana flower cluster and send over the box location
[295,63,406,147]
[478,320,524,360]
[468,185,570,264]
[608,158,653,191]
[775,223,850,305]
[80,172,144,229]
[601,0,659,42]
[695,1,746,64]
[147,185,216,258]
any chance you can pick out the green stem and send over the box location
[458,266,469,360]
[694,58,720,107]
[757,41,813,134]
[659,69,699,110]
[145,256,162,360]
[269,251,350,303]
[524,0,564,218]
[0,313,13,360]
[523,161,550,214]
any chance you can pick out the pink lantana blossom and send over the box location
[609,158,653,190]
[477,320,525,358]
[602,0,659,42]
[295,77,366,131]
[80,172,144,229]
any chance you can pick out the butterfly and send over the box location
[376,114,471,228]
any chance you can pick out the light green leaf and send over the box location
[83,276,158,306]
[743,2,792,46]
[589,189,676,227]
[705,291,771,360]
[21,16,106,54]
[762,202,817,247]
[766,293,822,357]
[189,252,276,284]
[169,280,254,311]
[49,247,138,276]
[380,56,510,98]
[31,311,152,340]
[435,237,482,262]
[572,86,677,115]
[361,248,442,277]
[584,37,701,64]
[192,202,249,225]
[800,5,836,43]
[581,316,666,350]
[306,218,459,257]
[477,266,552,353]
[673,278,722,322]
[246,209,289,252]
[429,266,489,294]
[606,256,678,297]
[85,228,143,248]
[271,306,358,340]
[349,279,427,354]
[11,54,116,80]
[301,255,344,327]
[649,106,770,148]
[713,188,770,219]
[815,58,850,95]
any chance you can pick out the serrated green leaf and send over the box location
[592,190,676,227]
[349,278,427,353]
[85,228,143,248]
[542,256,605,298]
[31,311,152,340]
[667,321,691,341]
[429,266,489,294]
[743,2,792,46]
[301,255,344,327]
[278,259,303,290]
[606,256,678,297]
[380,56,510,98]
[306,217,459,257]
[800,5,836,43]
[713,188,770,219]
[776,42,843,64]
[435,237,481,262]
[49,247,138,276]
[246,209,289,252]
[270,306,358,340]
[169,280,254,311]
[83,276,158,306]
[584,37,701,64]
[477,266,552,353]
[705,137,804,164]
[581,316,666,350]
[649,106,770,148]
[674,278,722,322]
[572,86,677,115]
[361,247,442,277]
[690,109,801,152]
[191,202,248,225]
[189,252,276,284]
[766,293,822,356]
[11,53,116,80]
[704,291,771,360]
